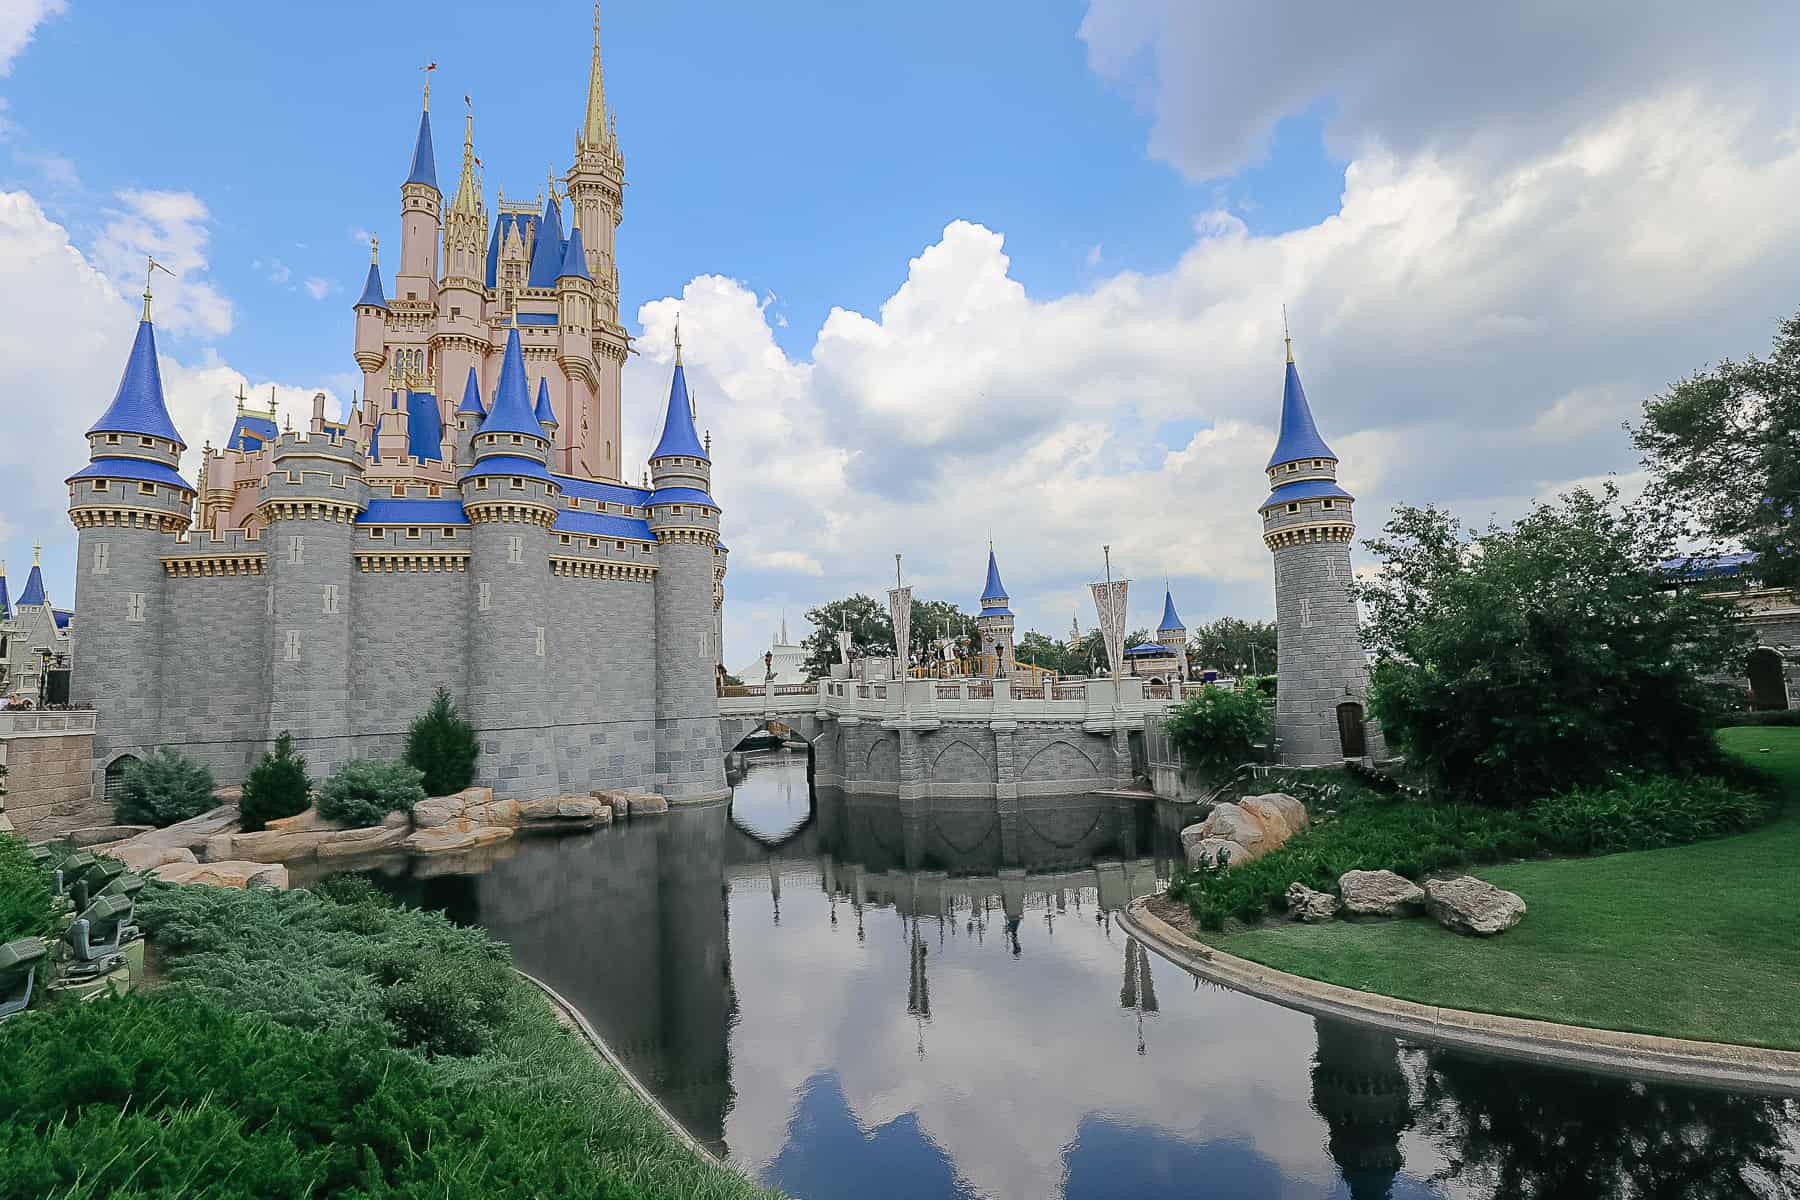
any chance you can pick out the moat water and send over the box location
[369,753,1800,1199]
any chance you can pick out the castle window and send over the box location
[1313,459,1324,468]
[476,479,488,490]
[139,482,156,496]
[535,626,546,657]
[284,629,301,661]
[125,592,146,623]
[510,478,525,491]
[1287,462,1298,472]
[106,433,120,444]
[406,528,421,540]
[510,435,523,445]
[442,528,455,539]
[559,534,571,545]
[92,480,108,492]
[450,306,461,319]
[94,543,110,574]
[1299,597,1313,629]
[322,584,340,614]
[1287,503,1300,514]
[140,436,154,447]
[393,484,405,497]
[616,541,625,551]
[507,536,523,564]
[288,536,304,565]
[672,505,682,515]
[589,538,599,548]
[429,485,440,497]
[368,528,383,539]
[478,581,491,612]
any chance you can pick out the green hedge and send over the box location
[240,732,313,832]
[114,748,217,828]
[316,759,425,828]
[1175,768,1774,931]
[1723,710,1800,727]
[0,834,54,944]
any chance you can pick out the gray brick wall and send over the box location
[71,518,172,786]
[268,516,356,775]
[548,574,656,792]
[465,512,559,800]
[1271,537,1386,764]
[651,538,726,801]
[156,573,270,781]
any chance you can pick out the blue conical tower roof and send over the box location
[0,566,10,620]
[527,195,565,288]
[1267,355,1337,469]
[18,562,46,607]
[456,366,485,415]
[534,376,557,425]
[479,327,544,438]
[1158,588,1184,632]
[981,548,1008,603]
[88,319,185,446]
[354,260,387,309]
[650,360,707,460]
[405,109,437,190]
[558,223,591,281]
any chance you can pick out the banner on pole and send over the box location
[1089,579,1129,682]
[888,586,913,678]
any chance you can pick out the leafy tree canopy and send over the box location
[800,594,974,677]
[1633,308,1800,586]
[1354,486,1746,805]
[1188,617,1277,676]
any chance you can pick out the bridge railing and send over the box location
[719,675,1163,724]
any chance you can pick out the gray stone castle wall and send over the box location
[813,717,1118,800]
[548,573,656,792]
[268,517,357,775]
[464,513,559,800]
[350,565,468,763]
[652,539,727,801]
[71,519,178,782]
[1271,538,1385,764]
[156,572,270,781]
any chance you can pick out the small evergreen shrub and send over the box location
[317,759,425,828]
[1164,686,1272,774]
[1531,776,1771,856]
[239,732,312,831]
[404,688,480,797]
[0,833,55,943]
[113,748,216,828]
[377,950,513,1057]
[308,872,395,908]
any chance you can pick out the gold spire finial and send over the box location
[370,235,379,264]
[142,255,174,321]
[1282,304,1293,364]
[235,383,247,412]
[673,313,683,365]
[33,542,41,567]
[421,60,435,111]
[547,163,559,203]
[582,0,609,146]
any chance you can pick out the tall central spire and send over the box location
[582,1,609,147]
[451,103,479,213]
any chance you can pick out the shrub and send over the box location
[239,731,312,831]
[1531,775,1771,856]
[316,759,425,828]
[113,747,216,828]
[0,833,54,943]
[405,688,480,797]
[378,950,513,1057]
[1164,686,1271,774]
[1723,710,1800,728]
[308,872,395,908]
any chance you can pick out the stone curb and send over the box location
[1122,896,1800,1097]
[513,969,729,1168]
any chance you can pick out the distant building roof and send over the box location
[463,453,552,482]
[1259,477,1354,512]
[534,376,556,426]
[456,366,485,416]
[405,109,437,190]
[981,548,1008,604]
[552,509,655,542]
[647,486,717,508]
[407,391,442,461]
[558,224,592,281]
[1124,642,1172,657]
[87,320,185,447]
[0,569,9,620]
[978,605,1014,618]
[1158,589,1184,633]
[355,498,469,526]
[514,311,558,326]
[226,412,278,452]
[67,457,196,492]
[52,608,71,630]
[526,195,566,288]
[1267,356,1337,469]
[1656,552,1759,581]
[17,563,46,608]
[552,474,650,507]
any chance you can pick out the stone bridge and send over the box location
[720,676,1197,800]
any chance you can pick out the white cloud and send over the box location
[634,90,1800,666]
[0,0,65,76]
[302,276,330,301]
[92,189,233,337]
[1079,0,1800,181]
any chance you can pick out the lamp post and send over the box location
[38,649,51,709]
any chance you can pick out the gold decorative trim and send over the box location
[163,554,266,577]
[354,552,471,573]
[550,556,655,582]
[69,506,191,534]
[256,499,361,524]
[463,501,557,527]
[1264,523,1356,550]
[652,526,718,546]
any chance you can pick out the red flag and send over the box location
[426,62,437,70]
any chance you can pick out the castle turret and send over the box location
[353,239,389,412]
[460,323,560,799]
[527,191,565,291]
[67,296,197,784]
[259,417,368,775]
[566,1,627,476]
[454,366,484,468]
[1156,587,1187,681]
[645,326,727,802]
[396,88,441,307]
[976,546,1015,677]
[1260,331,1383,764]
[534,375,558,443]
[437,104,489,403]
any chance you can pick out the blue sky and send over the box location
[4,1,1799,664]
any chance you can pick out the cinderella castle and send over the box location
[65,13,731,804]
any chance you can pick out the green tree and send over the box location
[317,760,426,828]
[1633,307,1800,587]
[1354,486,1746,806]
[239,733,311,832]
[1163,686,1270,774]
[1015,631,1076,674]
[800,593,972,676]
[114,749,217,828]
[1188,616,1277,676]
[405,688,480,797]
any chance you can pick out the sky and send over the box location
[3,0,1800,667]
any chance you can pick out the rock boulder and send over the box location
[1181,792,1308,868]
[152,859,289,891]
[1338,869,1426,918]
[1424,876,1526,936]
[1285,882,1340,923]
[104,844,197,873]
[1182,835,1249,870]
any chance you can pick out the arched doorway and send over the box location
[1749,648,1789,711]
[1336,702,1367,759]
[103,754,140,803]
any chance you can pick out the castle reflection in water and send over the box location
[366,753,1800,1200]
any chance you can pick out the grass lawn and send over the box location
[1207,726,1800,1049]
